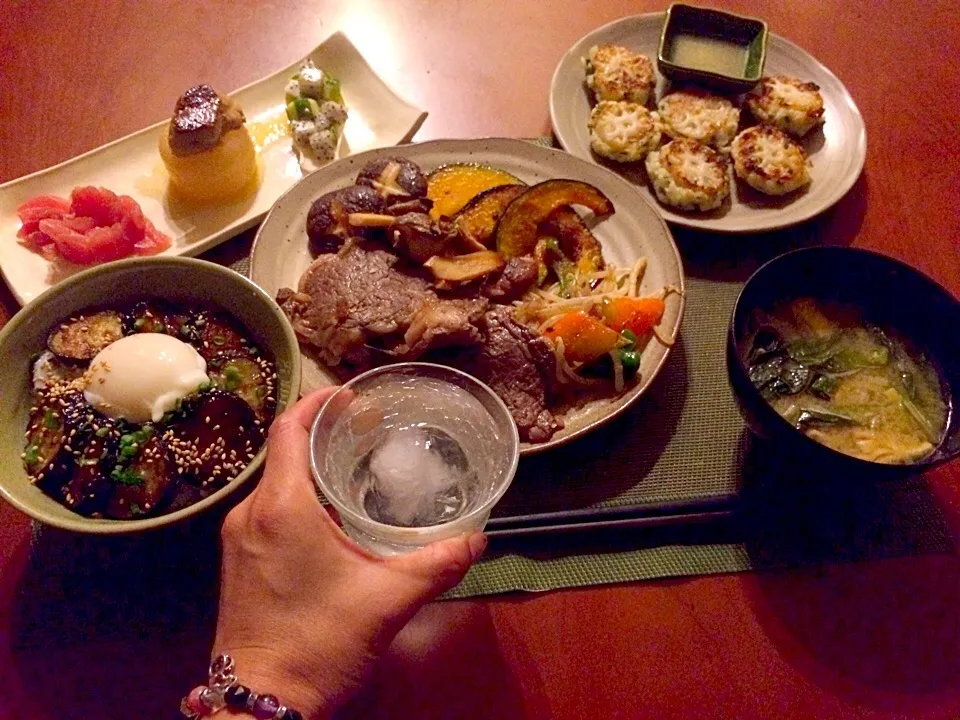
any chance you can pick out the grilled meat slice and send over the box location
[168,84,245,156]
[460,307,562,443]
[278,245,492,367]
[399,298,488,359]
[278,246,437,366]
[481,256,539,302]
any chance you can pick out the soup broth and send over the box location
[747,298,948,464]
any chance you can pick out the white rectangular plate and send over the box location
[0,32,427,305]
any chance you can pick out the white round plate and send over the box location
[250,138,685,453]
[550,13,867,233]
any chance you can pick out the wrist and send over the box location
[211,648,335,720]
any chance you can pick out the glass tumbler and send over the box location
[309,363,519,555]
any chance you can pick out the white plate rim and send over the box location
[549,12,868,234]
[249,136,687,454]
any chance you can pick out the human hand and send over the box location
[212,389,487,718]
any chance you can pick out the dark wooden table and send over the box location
[2,2,959,718]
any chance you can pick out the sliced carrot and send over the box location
[542,310,620,363]
[600,297,665,336]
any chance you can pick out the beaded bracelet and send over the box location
[179,654,304,720]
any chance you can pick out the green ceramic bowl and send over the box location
[658,3,768,94]
[0,257,301,534]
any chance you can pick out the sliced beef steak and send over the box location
[278,245,433,366]
[400,298,488,359]
[481,256,539,302]
[459,307,562,443]
[278,245,486,367]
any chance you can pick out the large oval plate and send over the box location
[550,13,867,233]
[250,138,685,454]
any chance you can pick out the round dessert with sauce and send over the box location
[23,301,278,519]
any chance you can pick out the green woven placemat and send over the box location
[443,273,954,597]
[222,139,953,599]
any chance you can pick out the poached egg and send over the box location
[84,334,209,423]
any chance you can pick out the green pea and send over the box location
[618,348,641,375]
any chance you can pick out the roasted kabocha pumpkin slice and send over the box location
[453,184,527,248]
[495,180,614,259]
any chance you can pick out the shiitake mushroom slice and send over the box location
[306,185,386,255]
[47,310,123,361]
[356,157,428,201]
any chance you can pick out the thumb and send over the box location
[386,532,487,602]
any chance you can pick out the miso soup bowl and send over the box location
[727,247,960,475]
[0,257,301,534]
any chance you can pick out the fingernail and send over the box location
[468,532,487,561]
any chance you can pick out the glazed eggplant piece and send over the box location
[125,301,204,343]
[198,312,253,360]
[306,185,386,255]
[105,434,176,519]
[31,350,84,391]
[125,301,169,335]
[207,352,277,423]
[171,390,262,487]
[62,432,112,514]
[23,400,73,489]
[356,157,428,202]
[24,390,91,491]
[163,306,204,343]
[47,310,124,361]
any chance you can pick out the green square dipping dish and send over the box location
[658,3,768,94]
